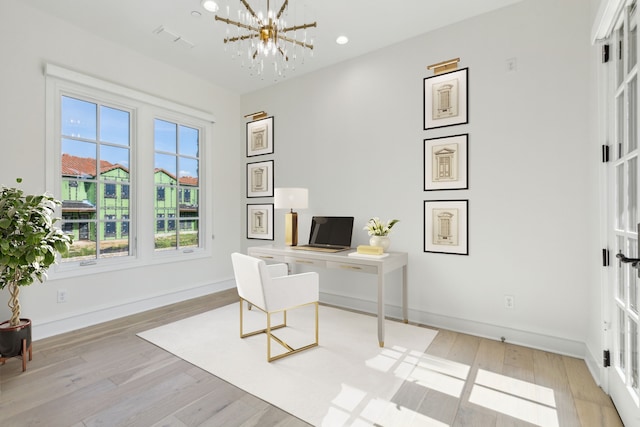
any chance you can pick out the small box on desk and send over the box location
[357,245,384,255]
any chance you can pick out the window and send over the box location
[154,118,200,251]
[46,64,213,275]
[60,95,131,261]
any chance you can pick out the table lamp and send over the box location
[274,188,308,246]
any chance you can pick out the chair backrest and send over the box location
[231,252,270,309]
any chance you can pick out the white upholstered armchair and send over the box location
[231,252,320,362]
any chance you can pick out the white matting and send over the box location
[138,303,438,426]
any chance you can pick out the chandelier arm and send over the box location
[277,46,289,61]
[276,0,289,20]
[215,15,260,32]
[240,0,260,20]
[225,34,259,43]
[278,34,314,50]
[281,22,317,32]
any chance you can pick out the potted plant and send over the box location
[363,217,399,252]
[0,179,72,366]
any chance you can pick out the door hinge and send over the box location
[603,349,611,367]
[602,44,610,63]
[603,248,610,267]
[602,144,610,163]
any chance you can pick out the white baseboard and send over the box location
[320,291,588,359]
[32,278,236,341]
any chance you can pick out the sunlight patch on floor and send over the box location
[469,369,558,427]
[406,353,471,398]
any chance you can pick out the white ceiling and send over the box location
[23,0,522,95]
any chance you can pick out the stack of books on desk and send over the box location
[347,245,390,258]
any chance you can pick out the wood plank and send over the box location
[562,355,611,406]
[574,398,623,427]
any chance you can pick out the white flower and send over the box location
[363,217,399,236]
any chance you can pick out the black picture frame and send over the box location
[246,160,274,198]
[424,199,469,255]
[424,134,469,191]
[246,116,274,157]
[424,68,469,130]
[247,203,274,240]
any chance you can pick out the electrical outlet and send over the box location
[504,295,514,309]
[506,57,517,73]
[57,289,68,303]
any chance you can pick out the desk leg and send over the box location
[402,264,408,323]
[378,272,385,347]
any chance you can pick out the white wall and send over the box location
[241,0,599,359]
[0,0,242,338]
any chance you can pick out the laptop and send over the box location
[293,216,354,253]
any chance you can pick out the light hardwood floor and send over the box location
[0,289,623,426]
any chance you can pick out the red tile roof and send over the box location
[62,154,197,185]
[62,153,128,177]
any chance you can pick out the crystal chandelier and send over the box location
[214,0,316,78]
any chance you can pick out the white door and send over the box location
[608,2,640,424]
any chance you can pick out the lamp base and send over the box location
[285,211,298,246]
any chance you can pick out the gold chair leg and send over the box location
[239,298,319,362]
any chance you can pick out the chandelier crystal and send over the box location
[214,0,316,79]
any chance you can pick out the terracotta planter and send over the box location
[0,318,32,358]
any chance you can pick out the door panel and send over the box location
[609,3,640,424]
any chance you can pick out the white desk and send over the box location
[247,245,408,347]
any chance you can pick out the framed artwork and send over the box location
[247,203,274,240]
[424,134,468,191]
[424,68,468,130]
[246,116,274,157]
[424,200,468,255]
[247,160,274,198]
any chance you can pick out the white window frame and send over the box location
[45,64,215,278]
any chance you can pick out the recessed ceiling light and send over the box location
[191,10,202,17]
[201,0,219,13]
[336,35,349,45]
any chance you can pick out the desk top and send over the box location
[248,245,408,273]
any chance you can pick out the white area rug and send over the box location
[138,303,438,426]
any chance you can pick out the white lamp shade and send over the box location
[274,188,308,210]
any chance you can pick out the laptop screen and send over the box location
[308,216,354,247]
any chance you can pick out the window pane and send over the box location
[618,236,626,300]
[101,145,130,174]
[100,105,130,146]
[62,96,97,140]
[179,219,199,248]
[630,77,638,152]
[631,319,639,391]
[631,28,638,72]
[155,153,177,178]
[99,235,129,258]
[620,308,627,371]
[179,157,199,183]
[630,157,638,228]
[617,163,625,230]
[617,93,625,160]
[62,139,97,179]
[179,125,199,157]
[155,119,177,153]
[618,24,625,86]
[180,188,198,218]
